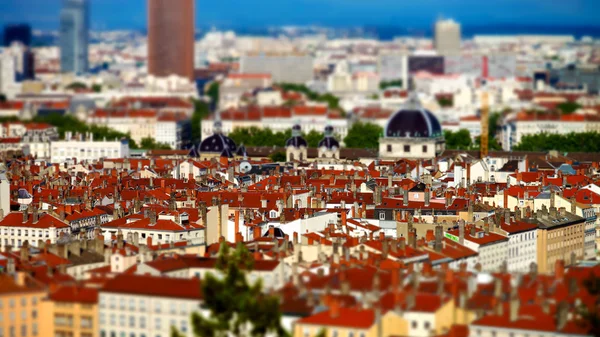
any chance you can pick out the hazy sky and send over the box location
[1,0,599,30]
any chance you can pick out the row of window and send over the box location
[386,144,429,153]
[0,297,38,309]
[0,323,38,337]
[99,316,187,332]
[100,297,193,315]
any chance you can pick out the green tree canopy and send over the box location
[227,127,325,148]
[65,82,87,90]
[32,113,139,148]
[513,132,600,152]
[557,101,582,115]
[276,83,341,110]
[207,82,220,106]
[172,243,288,337]
[437,97,453,107]
[140,137,172,150]
[343,122,383,149]
[444,129,473,150]
[91,84,102,93]
[269,151,286,162]
[191,99,211,143]
[379,79,403,90]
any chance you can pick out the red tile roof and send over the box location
[102,274,202,300]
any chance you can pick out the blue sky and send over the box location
[1,0,599,30]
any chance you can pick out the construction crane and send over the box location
[480,55,490,159]
[480,90,489,158]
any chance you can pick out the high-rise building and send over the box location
[3,24,32,47]
[147,0,195,80]
[433,19,461,55]
[59,0,89,74]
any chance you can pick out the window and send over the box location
[412,321,417,329]
[422,145,428,153]
[387,144,392,152]
[20,325,25,337]
[119,315,125,326]
[31,324,37,336]
[81,316,93,329]
[155,302,161,313]
[404,145,410,153]
[180,320,187,332]
[110,314,116,325]
[140,317,146,329]
[129,316,135,327]
[379,212,385,220]
[424,321,431,330]
[155,318,161,329]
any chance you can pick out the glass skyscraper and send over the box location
[60,0,89,74]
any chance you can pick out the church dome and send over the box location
[199,121,237,158]
[286,124,307,148]
[385,95,442,138]
[318,125,339,150]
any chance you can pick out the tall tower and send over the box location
[433,19,461,56]
[59,0,89,74]
[147,0,195,80]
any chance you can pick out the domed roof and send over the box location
[199,121,237,158]
[318,125,339,150]
[286,124,307,148]
[385,94,442,138]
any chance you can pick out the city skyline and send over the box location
[2,0,600,32]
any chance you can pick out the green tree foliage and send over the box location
[276,83,341,110]
[32,113,139,148]
[513,132,600,152]
[575,274,600,336]
[444,129,473,150]
[191,99,211,143]
[91,84,102,93]
[475,135,502,151]
[343,122,383,149]
[207,82,220,107]
[229,126,325,148]
[140,137,172,150]
[269,151,286,162]
[557,101,582,115]
[489,112,502,138]
[304,129,324,148]
[379,80,403,90]
[0,93,6,102]
[172,243,288,337]
[437,97,453,107]
[65,82,87,90]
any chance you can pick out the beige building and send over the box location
[0,272,46,337]
[531,205,585,273]
[40,285,99,337]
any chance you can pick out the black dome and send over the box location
[318,137,339,150]
[286,124,307,148]
[286,136,307,148]
[319,125,339,149]
[385,95,442,138]
[200,133,237,158]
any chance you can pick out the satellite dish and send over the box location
[239,161,252,174]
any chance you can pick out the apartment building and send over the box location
[530,205,585,273]
[494,211,538,273]
[445,225,509,272]
[0,272,45,337]
[50,132,130,164]
[0,210,71,249]
[41,285,99,337]
[99,274,203,337]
